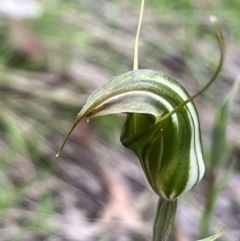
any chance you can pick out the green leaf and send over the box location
[197,227,225,241]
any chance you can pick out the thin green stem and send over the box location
[153,198,177,241]
[160,16,225,123]
[133,0,145,70]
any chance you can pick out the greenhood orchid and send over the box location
[55,1,225,240]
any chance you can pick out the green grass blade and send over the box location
[201,75,240,235]
[197,227,225,241]
[211,75,240,168]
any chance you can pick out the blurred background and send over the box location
[0,0,239,240]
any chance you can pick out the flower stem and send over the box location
[133,0,145,70]
[153,198,177,241]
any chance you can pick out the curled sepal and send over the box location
[153,198,177,241]
[56,69,205,200]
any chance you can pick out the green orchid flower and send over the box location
[55,1,225,240]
